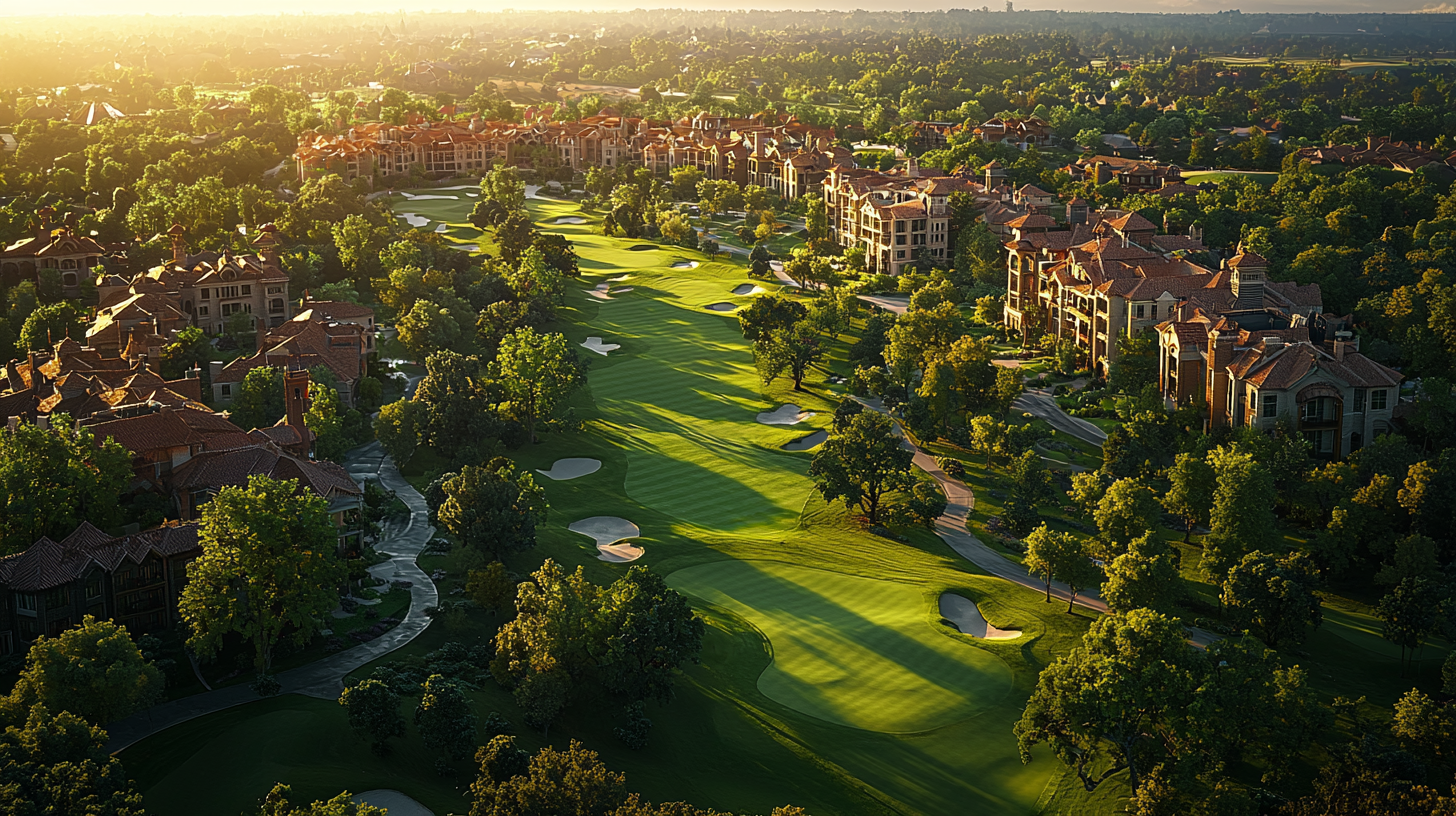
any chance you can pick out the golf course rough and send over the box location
[668,561,1014,733]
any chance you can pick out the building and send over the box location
[131,224,292,334]
[0,338,207,424]
[294,111,841,196]
[0,207,107,292]
[211,307,374,407]
[0,521,201,648]
[970,117,1052,150]
[821,161,975,275]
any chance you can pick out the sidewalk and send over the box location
[105,443,437,754]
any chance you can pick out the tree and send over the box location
[398,298,467,359]
[19,301,84,351]
[803,193,828,241]
[0,415,130,556]
[1102,534,1182,614]
[159,325,211,381]
[438,458,548,562]
[373,399,423,467]
[416,674,479,763]
[1014,609,1193,792]
[597,567,704,706]
[1203,447,1276,582]
[332,214,389,285]
[1023,525,1079,604]
[754,319,825,391]
[338,679,405,757]
[1222,551,1323,649]
[1379,577,1443,676]
[256,784,387,816]
[737,294,807,342]
[304,382,348,461]
[180,475,343,676]
[1066,471,1106,521]
[1163,452,1215,542]
[506,246,564,304]
[0,704,145,816]
[468,739,627,816]
[1003,450,1055,536]
[810,411,915,524]
[5,616,162,725]
[475,165,527,225]
[1094,478,1160,559]
[668,165,703,201]
[467,561,517,616]
[230,366,285,431]
[495,327,582,444]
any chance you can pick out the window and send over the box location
[1371,389,1388,410]
[1354,389,1366,412]
[15,594,36,616]
[199,306,209,317]
[1151,305,1158,319]
[242,285,251,295]
[44,587,68,610]
[1134,304,1145,318]
[221,384,232,397]
[200,288,209,299]
[1261,393,1278,418]
[85,577,103,602]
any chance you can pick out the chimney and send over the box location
[6,416,17,433]
[36,415,48,431]
[1333,338,1348,361]
[256,317,268,353]
[906,156,919,178]
[168,224,187,266]
[187,365,200,380]
[208,360,224,385]
[284,368,311,441]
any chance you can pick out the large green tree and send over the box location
[809,410,915,524]
[438,458,548,562]
[494,327,583,444]
[0,414,130,555]
[416,674,479,763]
[1222,551,1323,649]
[179,475,343,676]
[5,616,162,725]
[1094,478,1160,559]
[1102,534,1182,615]
[338,679,405,757]
[1203,447,1276,581]
[0,704,145,816]
[1162,452,1215,542]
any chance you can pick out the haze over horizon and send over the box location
[2,0,1455,17]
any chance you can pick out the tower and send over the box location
[284,367,311,447]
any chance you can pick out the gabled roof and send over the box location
[0,522,200,592]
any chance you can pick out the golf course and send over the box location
[121,187,1103,816]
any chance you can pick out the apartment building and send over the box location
[821,161,974,275]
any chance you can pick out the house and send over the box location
[140,224,292,333]
[0,207,107,291]
[211,310,372,407]
[822,162,974,275]
[0,521,201,649]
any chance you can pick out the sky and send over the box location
[2,0,1453,15]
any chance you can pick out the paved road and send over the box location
[1014,386,1107,447]
[856,294,909,315]
[105,443,437,754]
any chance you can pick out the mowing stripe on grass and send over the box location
[669,560,1013,733]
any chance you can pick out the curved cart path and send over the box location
[105,442,437,753]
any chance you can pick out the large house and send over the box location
[821,161,975,275]
[119,224,293,334]
[0,208,108,293]
[211,304,375,407]
[0,521,201,649]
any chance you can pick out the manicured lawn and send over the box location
[126,189,1095,816]
[668,561,1013,733]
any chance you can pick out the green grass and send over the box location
[668,561,1013,733]
[1180,171,1278,187]
[126,189,1096,816]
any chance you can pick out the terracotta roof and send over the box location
[0,522,200,592]
[299,301,375,320]
[89,408,204,455]
[171,442,361,502]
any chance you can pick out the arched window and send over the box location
[61,259,76,270]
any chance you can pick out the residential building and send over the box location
[211,307,374,407]
[821,162,975,275]
[136,224,292,334]
[0,207,107,292]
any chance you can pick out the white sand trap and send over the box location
[732,283,766,296]
[598,541,645,563]
[553,216,587,224]
[613,286,634,293]
[448,244,480,252]
[608,274,631,282]
[351,790,434,816]
[939,593,1021,640]
[434,223,449,233]
[466,192,479,197]
[536,458,602,480]
[580,337,620,356]
[781,430,828,451]
[569,516,644,563]
[769,260,784,272]
[670,261,699,269]
[705,302,737,312]
[396,213,429,228]
[401,193,459,201]
[588,282,614,300]
[757,404,816,425]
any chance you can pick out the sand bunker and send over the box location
[554,216,588,224]
[629,245,658,251]
[434,223,449,233]
[396,213,429,228]
[580,337,621,356]
[536,458,602,481]
[608,274,631,282]
[939,593,1021,640]
[781,430,828,451]
[587,282,622,301]
[670,261,700,269]
[351,790,434,816]
[568,516,644,563]
[448,244,479,252]
[732,283,766,296]
[757,404,816,425]
[400,192,459,201]
[705,302,737,312]
[613,286,635,293]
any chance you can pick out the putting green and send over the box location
[668,560,1013,733]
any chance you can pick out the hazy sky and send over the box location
[2,0,1453,15]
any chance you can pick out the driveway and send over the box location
[1014,386,1107,447]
